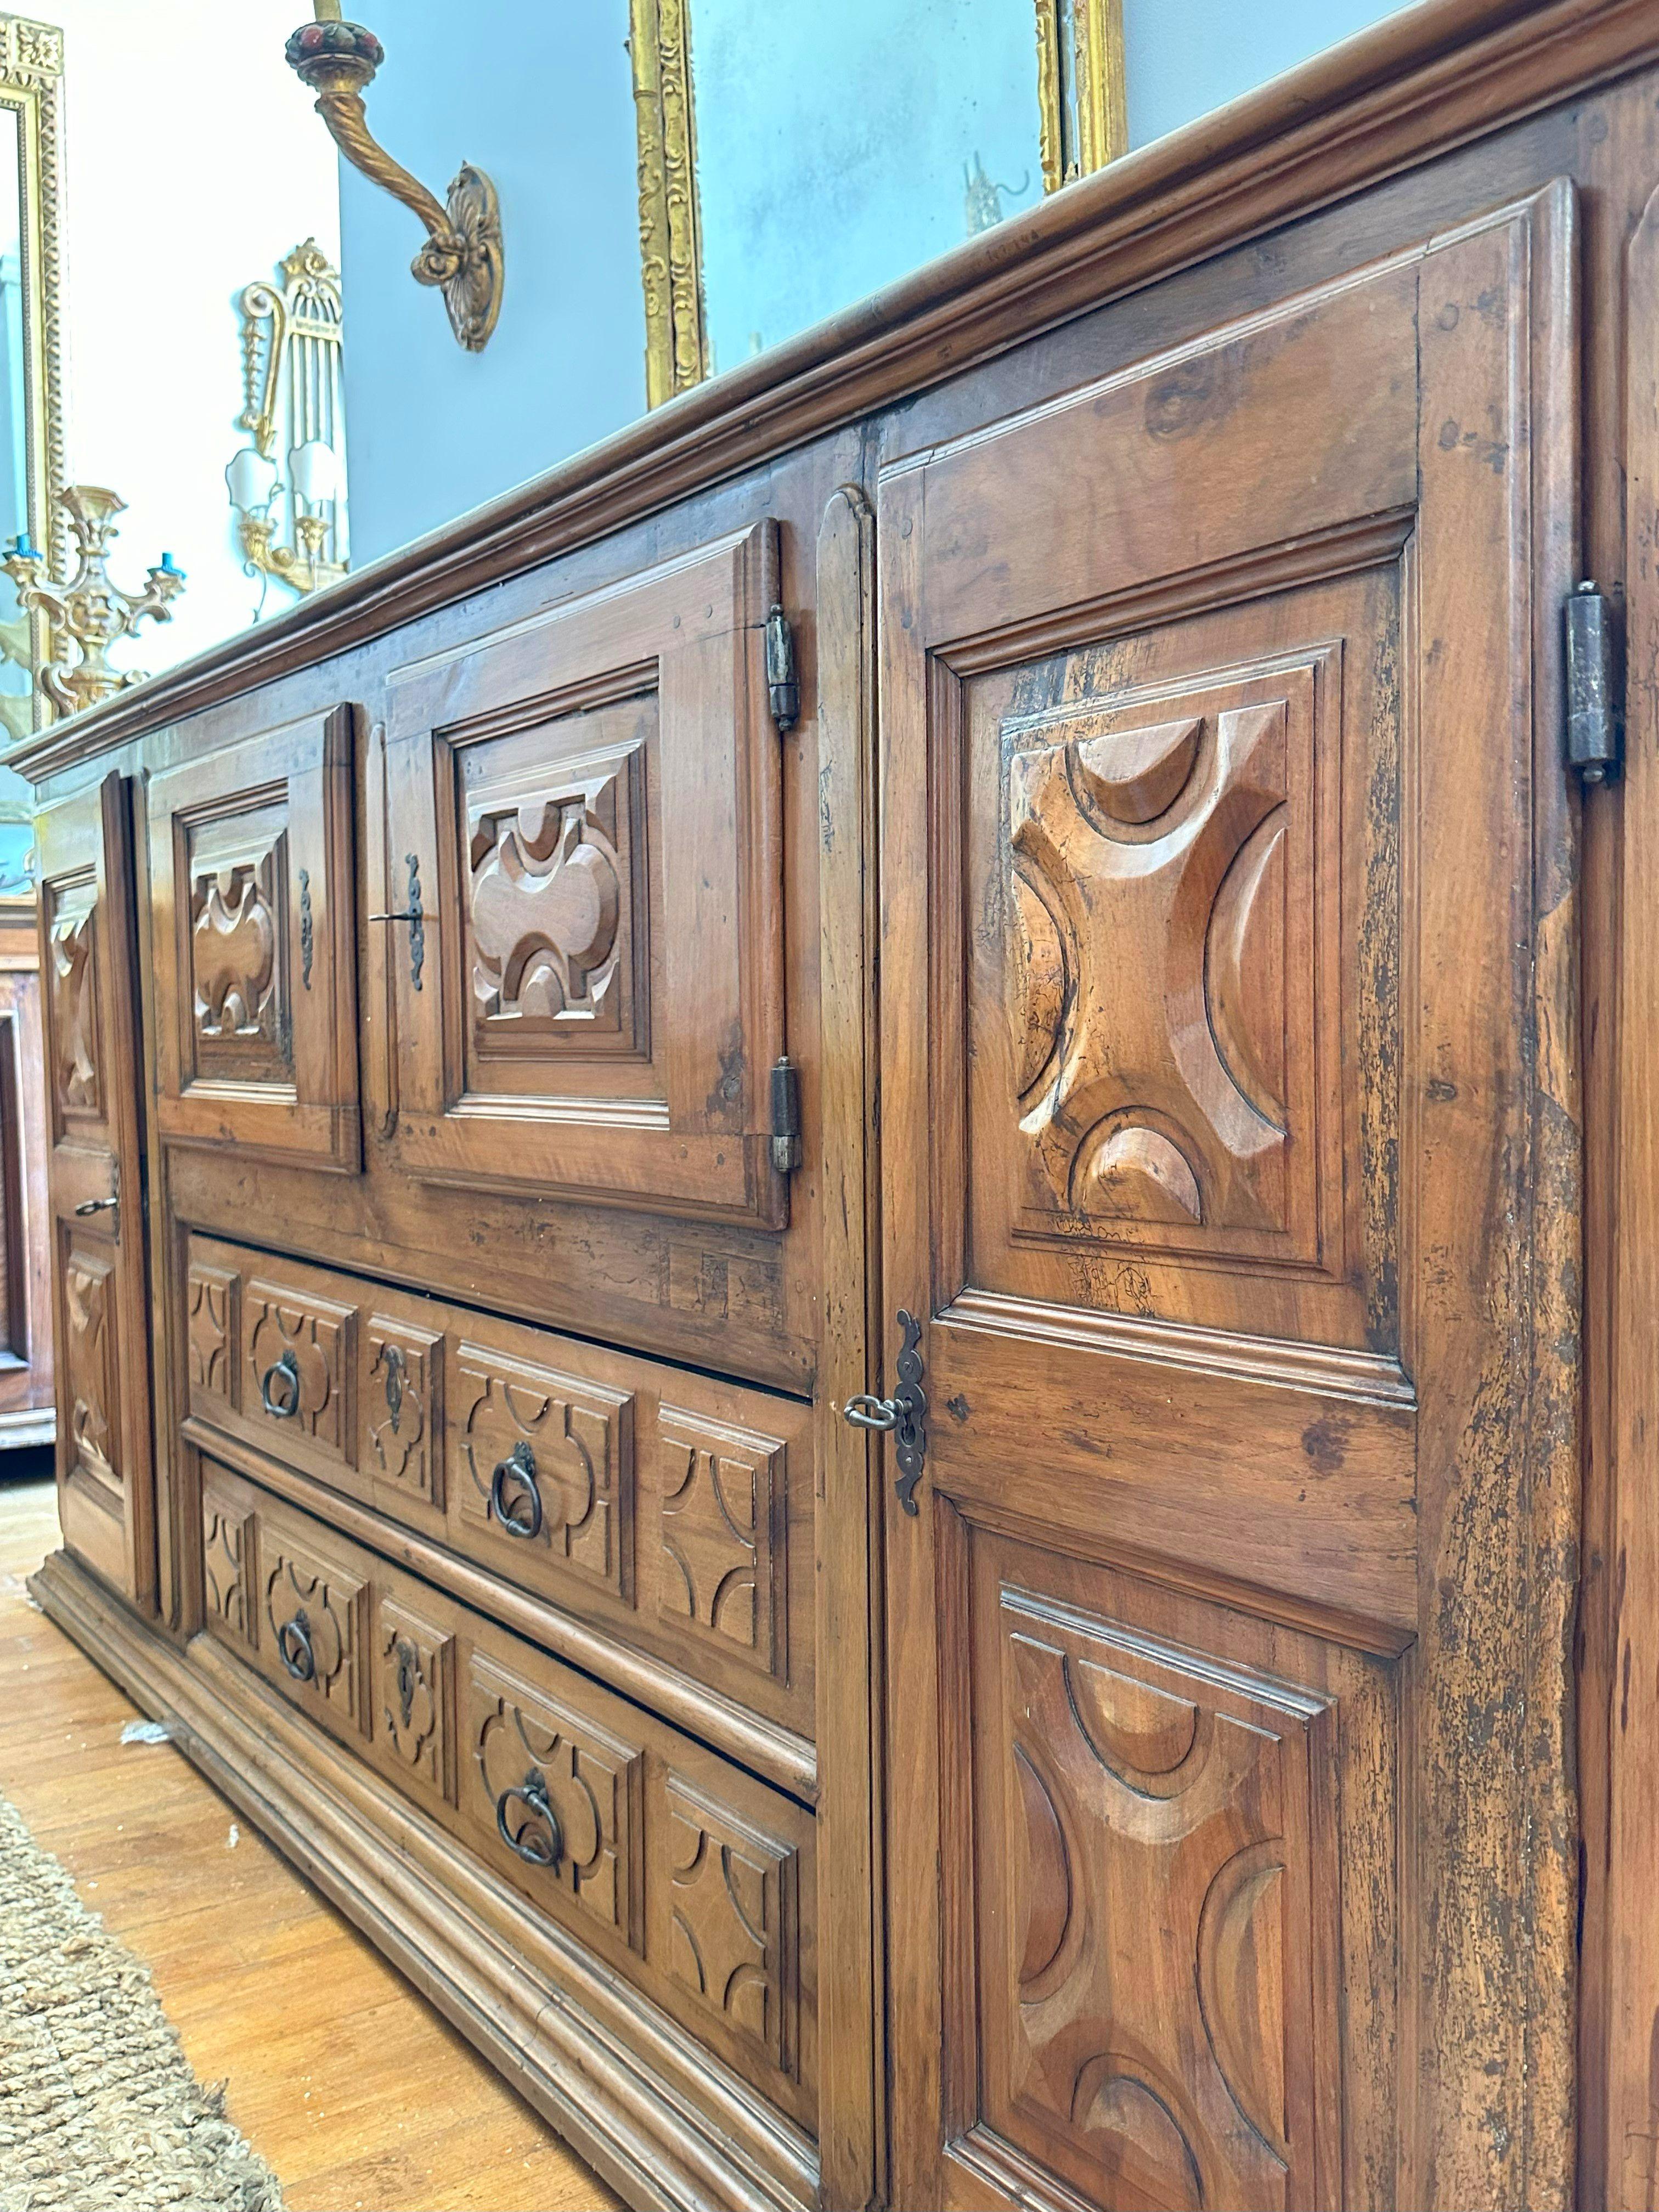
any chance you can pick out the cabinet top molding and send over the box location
[8,0,1651,785]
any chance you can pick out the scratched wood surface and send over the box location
[0,1475,618,2212]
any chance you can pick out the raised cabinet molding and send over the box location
[35,774,155,1611]
[148,704,360,1173]
[30,12,1652,2204]
[381,521,788,1227]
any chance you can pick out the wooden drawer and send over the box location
[185,1233,815,1742]
[195,1457,817,2130]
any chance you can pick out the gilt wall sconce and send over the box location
[2,484,184,718]
[227,238,349,601]
[285,1,503,352]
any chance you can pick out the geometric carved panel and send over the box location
[245,1281,355,1459]
[200,1472,256,1649]
[376,1594,453,1803]
[464,727,648,1069]
[187,1261,239,1406]
[185,803,291,1086]
[261,1528,367,1736]
[62,1243,117,1492]
[662,1770,799,2080]
[363,1317,443,1508]
[467,1649,644,1949]
[45,877,100,1121]
[1001,660,1324,1268]
[657,1408,785,1680]
[453,1345,633,1600]
[983,1585,1334,2212]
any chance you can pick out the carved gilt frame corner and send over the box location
[629,0,707,410]
[1035,0,1128,194]
[0,14,66,741]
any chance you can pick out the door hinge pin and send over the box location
[769,1054,802,1175]
[765,604,799,733]
[1565,581,1623,785]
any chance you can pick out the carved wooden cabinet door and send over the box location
[878,193,1581,2209]
[377,522,788,1227]
[148,706,359,1172]
[36,774,156,1610]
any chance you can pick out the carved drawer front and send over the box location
[459,1621,817,2130]
[200,1468,258,1652]
[656,1407,787,1686]
[381,521,789,1228]
[462,1644,646,1952]
[363,1316,445,1513]
[184,1235,815,1740]
[186,1459,818,2135]
[245,1277,357,1465]
[255,1505,370,1742]
[148,706,359,1172]
[450,1340,635,1609]
[372,1593,455,1806]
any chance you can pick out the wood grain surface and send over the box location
[0,1475,617,2212]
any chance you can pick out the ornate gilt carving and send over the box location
[469,1650,644,1946]
[1034,0,1127,194]
[658,1409,785,1678]
[629,0,707,407]
[454,1347,632,1598]
[664,1772,798,2078]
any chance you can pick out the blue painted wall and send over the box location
[339,1,1412,569]
[337,1,645,566]
[1124,0,1409,148]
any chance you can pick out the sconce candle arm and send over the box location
[285,20,503,351]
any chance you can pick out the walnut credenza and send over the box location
[19,5,1659,2205]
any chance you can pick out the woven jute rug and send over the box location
[0,1785,284,2211]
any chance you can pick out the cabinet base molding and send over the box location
[30,1547,819,2212]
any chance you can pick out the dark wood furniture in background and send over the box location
[14,3,1659,2204]
[0,894,54,1452]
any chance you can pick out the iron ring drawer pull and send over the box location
[489,1442,543,1539]
[496,1773,561,1866]
[260,1349,302,1419]
[276,1611,315,1683]
[72,1193,118,1217]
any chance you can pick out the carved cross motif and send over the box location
[658,1413,785,1677]
[192,860,278,1039]
[665,1774,795,2074]
[1009,701,1290,1234]
[996,1593,1330,2212]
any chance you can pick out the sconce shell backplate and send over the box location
[419,164,503,353]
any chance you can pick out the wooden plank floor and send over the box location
[0,1472,620,2212]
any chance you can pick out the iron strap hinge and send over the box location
[765,603,799,733]
[769,1054,802,1175]
[1565,582,1623,785]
